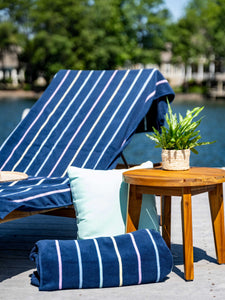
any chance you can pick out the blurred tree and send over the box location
[168,0,207,66]
[168,0,225,72]
[121,0,170,65]
[0,21,20,52]
[1,0,170,82]
[201,0,225,72]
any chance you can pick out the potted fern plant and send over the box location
[146,101,215,170]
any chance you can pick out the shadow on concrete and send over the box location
[171,243,217,280]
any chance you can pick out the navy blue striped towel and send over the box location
[30,229,173,290]
[0,69,174,219]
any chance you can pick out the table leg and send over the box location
[181,188,194,281]
[208,183,225,264]
[161,195,172,249]
[126,184,142,233]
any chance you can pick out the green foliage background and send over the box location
[0,0,169,82]
[0,0,225,84]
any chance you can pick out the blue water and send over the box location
[122,100,225,167]
[0,98,225,167]
[0,98,35,146]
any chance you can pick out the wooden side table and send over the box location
[0,171,28,183]
[123,167,225,281]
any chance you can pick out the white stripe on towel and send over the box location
[12,188,70,203]
[129,233,142,284]
[74,240,83,289]
[146,229,160,282]
[111,236,123,287]
[55,240,63,290]
[93,239,103,288]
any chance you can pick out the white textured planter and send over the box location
[162,149,190,171]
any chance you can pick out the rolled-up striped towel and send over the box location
[30,229,173,291]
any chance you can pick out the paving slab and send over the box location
[1,191,225,300]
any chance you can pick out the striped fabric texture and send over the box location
[30,229,173,290]
[0,69,174,219]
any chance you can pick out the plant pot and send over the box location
[161,149,190,171]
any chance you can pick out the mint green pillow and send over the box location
[67,162,159,239]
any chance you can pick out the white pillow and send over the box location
[68,161,159,239]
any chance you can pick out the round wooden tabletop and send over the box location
[0,171,28,183]
[123,167,225,187]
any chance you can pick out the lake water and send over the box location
[0,97,225,167]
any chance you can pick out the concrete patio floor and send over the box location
[1,192,225,300]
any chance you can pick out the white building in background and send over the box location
[0,45,25,86]
[145,43,221,87]
[1,43,225,96]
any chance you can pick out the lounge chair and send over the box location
[0,69,174,224]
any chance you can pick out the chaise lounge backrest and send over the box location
[0,69,174,221]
